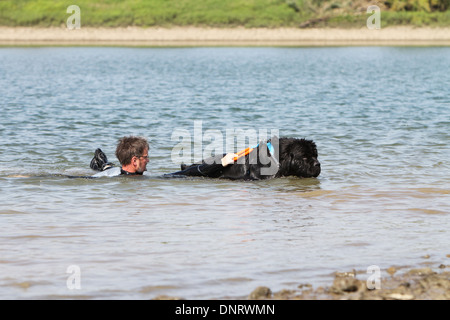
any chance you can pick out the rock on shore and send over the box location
[249,264,450,300]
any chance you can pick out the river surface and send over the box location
[0,47,449,299]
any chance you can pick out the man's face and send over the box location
[136,148,149,174]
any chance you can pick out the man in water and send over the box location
[91,136,150,177]
[90,135,236,177]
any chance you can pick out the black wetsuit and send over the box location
[165,154,227,178]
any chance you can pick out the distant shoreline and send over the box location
[1,26,450,46]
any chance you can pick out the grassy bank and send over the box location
[0,0,449,28]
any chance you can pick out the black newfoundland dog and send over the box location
[171,137,321,180]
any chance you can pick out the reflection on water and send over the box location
[0,47,449,299]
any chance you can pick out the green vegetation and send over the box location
[0,0,449,28]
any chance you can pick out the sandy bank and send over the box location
[1,26,450,46]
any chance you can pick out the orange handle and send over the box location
[233,147,253,161]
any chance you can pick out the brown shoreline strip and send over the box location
[1,26,450,46]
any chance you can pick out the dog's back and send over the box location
[220,141,279,180]
[173,137,320,180]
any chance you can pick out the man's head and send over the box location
[115,136,149,174]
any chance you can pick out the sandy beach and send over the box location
[1,26,450,46]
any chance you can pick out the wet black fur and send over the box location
[179,137,321,180]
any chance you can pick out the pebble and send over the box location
[298,283,312,289]
[334,270,356,278]
[331,277,363,294]
[249,286,272,300]
[407,268,435,276]
[387,267,397,276]
[387,293,415,300]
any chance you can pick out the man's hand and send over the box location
[221,153,238,167]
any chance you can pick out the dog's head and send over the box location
[277,138,321,178]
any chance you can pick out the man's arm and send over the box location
[167,153,237,178]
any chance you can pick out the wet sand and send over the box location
[1,26,450,46]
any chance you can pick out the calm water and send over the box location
[0,47,449,299]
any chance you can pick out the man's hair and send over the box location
[115,136,149,166]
